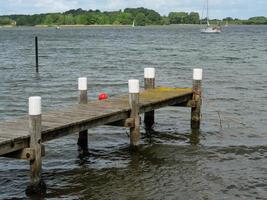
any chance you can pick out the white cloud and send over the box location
[33,0,79,12]
[0,0,79,14]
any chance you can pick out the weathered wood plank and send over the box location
[0,87,192,156]
[0,138,29,155]
[144,76,155,130]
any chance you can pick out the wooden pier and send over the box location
[0,68,203,195]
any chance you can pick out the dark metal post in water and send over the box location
[35,36,39,73]
[77,77,89,155]
[191,69,203,129]
[26,96,46,195]
[128,79,140,147]
[144,68,155,130]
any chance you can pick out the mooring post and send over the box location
[77,77,89,155]
[26,96,46,195]
[191,68,203,129]
[35,36,39,73]
[128,79,140,147]
[144,68,155,130]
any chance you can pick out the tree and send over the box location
[97,14,110,24]
[117,13,133,25]
[247,16,267,24]
[189,12,200,24]
[85,13,98,24]
[146,10,161,24]
[65,8,87,15]
[0,17,13,25]
[161,16,170,25]
[135,13,146,26]
[64,14,75,24]
[168,12,189,24]
[124,7,161,25]
[223,17,233,21]
[43,15,53,25]
[5,8,265,26]
[75,15,87,24]
[58,15,65,25]
[125,8,142,16]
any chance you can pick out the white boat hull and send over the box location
[201,27,221,33]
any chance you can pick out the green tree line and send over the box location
[221,16,267,25]
[0,8,198,26]
[0,7,266,26]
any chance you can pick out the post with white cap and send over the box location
[26,96,46,195]
[128,79,140,147]
[191,68,203,129]
[77,77,88,155]
[144,68,155,130]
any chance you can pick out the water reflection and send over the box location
[189,128,201,145]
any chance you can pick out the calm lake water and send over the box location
[0,25,266,199]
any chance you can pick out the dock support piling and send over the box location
[35,36,39,73]
[26,96,46,195]
[144,68,155,130]
[191,68,203,129]
[77,77,89,155]
[128,79,140,147]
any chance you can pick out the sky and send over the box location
[0,0,266,19]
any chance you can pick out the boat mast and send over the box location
[206,0,209,26]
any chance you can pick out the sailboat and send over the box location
[201,0,221,33]
[132,20,135,28]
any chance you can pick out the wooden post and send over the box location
[26,96,46,195]
[77,77,88,155]
[35,36,39,73]
[144,68,155,130]
[191,68,203,129]
[128,79,140,146]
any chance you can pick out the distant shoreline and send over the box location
[1,7,267,27]
[1,24,267,29]
[35,24,132,28]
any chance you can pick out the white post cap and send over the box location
[29,96,41,115]
[193,68,203,80]
[144,68,155,78]
[78,77,87,90]
[128,79,139,93]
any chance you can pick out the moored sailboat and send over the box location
[201,0,221,33]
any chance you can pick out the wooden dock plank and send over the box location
[0,87,192,155]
